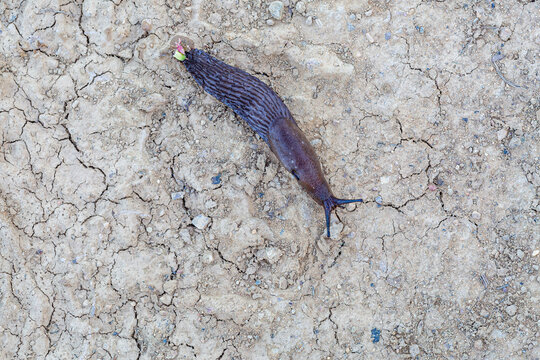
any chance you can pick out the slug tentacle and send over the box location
[323,196,364,237]
[176,45,363,238]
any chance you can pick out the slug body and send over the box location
[180,48,362,237]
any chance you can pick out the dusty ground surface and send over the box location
[1,0,539,359]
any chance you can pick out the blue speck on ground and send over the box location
[161,112,166,117]
[370,283,375,287]
[113,331,118,336]
[371,328,381,343]
[491,3,495,8]
[347,23,355,31]
[503,148,509,155]
[462,117,468,123]
[71,259,77,264]
[385,32,391,40]
[211,173,221,184]
[258,192,264,198]
[255,279,261,285]
[163,339,167,344]
[375,196,383,204]
[171,192,183,200]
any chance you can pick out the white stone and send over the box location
[192,214,210,230]
[506,305,517,316]
[295,1,305,13]
[268,1,284,20]
[499,27,512,41]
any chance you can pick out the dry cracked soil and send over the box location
[1,0,539,359]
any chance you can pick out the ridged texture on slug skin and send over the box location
[184,49,294,142]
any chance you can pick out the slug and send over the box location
[174,41,362,237]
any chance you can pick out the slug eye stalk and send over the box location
[323,197,363,237]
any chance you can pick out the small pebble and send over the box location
[365,9,373,16]
[211,174,221,184]
[532,249,539,257]
[171,192,184,200]
[192,214,211,230]
[370,328,381,343]
[202,251,214,264]
[474,340,483,350]
[375,196,383,204]
[517,249,524,259]
[506,305,517,316]
[409,344,420,357]
[268,1,284,20]
[305,16,313,25]
[266,19,274,26]
[499,27,512,41]
[385,32,391,40]
[141,19,152,32]
[497,128,508,141]
[471,211,481,220]
[366,33,374,43]
[295,1,306,13]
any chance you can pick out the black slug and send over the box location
[174,42,363,237]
